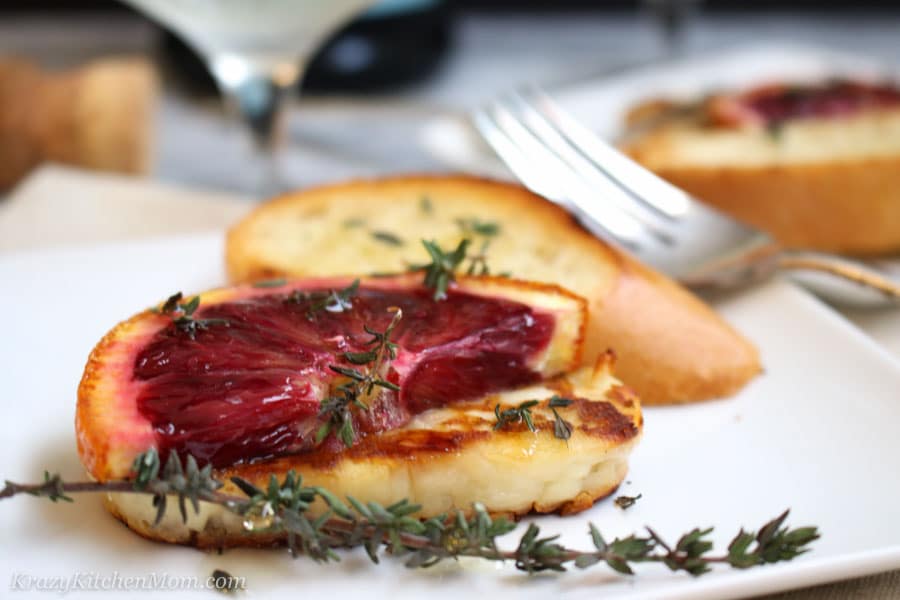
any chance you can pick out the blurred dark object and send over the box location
[2,0,897,11]
[455,0,898,8]
[305,0,452,92]
[157,0,451,96]
[641,0,702,56]
[1,0,895,96]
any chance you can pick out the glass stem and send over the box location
[210,57,305,195]
[642,0,701,57]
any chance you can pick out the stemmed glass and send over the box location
[642,0,703,57]
[122,0,378,194]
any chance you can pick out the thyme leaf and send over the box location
[153,292,228,340]
[614,494,642,510]
[548,395,574,441]
[548,396,572,409]
[493,400,540,433]
[455,218,501,277]
[155,291,182,315]
[180,295,200,316]
[371,231,405,247]
[493,396,573,441]
[0,452,821,579]
[408,239,471,300]
[465,239,493,276]
[456,218,501,237]
[408,233,508,299]
[342,351,378,365]
[318,309,403,447]
[553,415,573,441]
[342,217,367,229]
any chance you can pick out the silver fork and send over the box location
[471,86,900,303]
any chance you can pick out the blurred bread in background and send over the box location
[622,81,900,256]
[0,57,156,191]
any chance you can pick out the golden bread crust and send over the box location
[225,174,760,404]
[628,158,900,255]
[623,106,900,255]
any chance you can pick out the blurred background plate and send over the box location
[418,43,897,175]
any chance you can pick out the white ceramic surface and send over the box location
[1,235,899,599]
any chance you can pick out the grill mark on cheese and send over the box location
[218,393,640,474]
[577,393,641,440]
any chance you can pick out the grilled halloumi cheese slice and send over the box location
[104,353,641,548]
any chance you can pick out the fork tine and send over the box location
[470,106,567,207]
[475,86,900,301]
[505,89,678,243]
[522,85,693,219]
[511,86,783,280]
[473,102,651,249]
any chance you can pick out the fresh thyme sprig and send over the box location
[493,397,573,441]
[465,239,493,276]
[456,218,503,276]
[131,449,224,525]
[408,231,509,300]
[493,400,539,432]
[153,292,229,339]
[1,450,820,578]
[317,308,403,447]
[287,279,360,321]
[409,239,471,300]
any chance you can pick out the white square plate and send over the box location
[1,234,899,599]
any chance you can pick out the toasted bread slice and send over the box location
[622,92,900,255]
[102,355,641,549]
[226,175,760,405]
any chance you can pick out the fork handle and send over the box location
[684,240,900,305]
[778,251,900,303]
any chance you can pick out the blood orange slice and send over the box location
[76,275,586,481]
